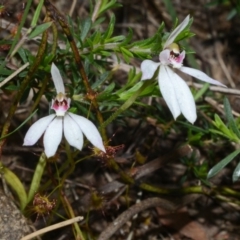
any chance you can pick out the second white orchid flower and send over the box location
[141,15,226,124]
[23,63,105,158]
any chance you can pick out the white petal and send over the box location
[23,114,55,146]
[51,63,65,94]
[44,117,63,158]
[64,114,83,150]
[140,60,160,80]
[179,66,226,87]
[164,15,190,48]
[172,72,197,124]
[68,112,105,152]
[159,49,171,65]
[158,65,181,119]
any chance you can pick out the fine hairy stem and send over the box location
[46,158,84,240]
[44,0,107,141]
[57,141,85,240]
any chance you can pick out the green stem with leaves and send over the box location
[100,80,152,130]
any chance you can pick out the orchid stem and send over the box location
[45,147,84,240]
[60,140,85,240]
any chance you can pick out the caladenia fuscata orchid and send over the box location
[23,63,106,158]
[141,15,226,124]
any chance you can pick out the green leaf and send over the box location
[194,83,209,101]
[4,85,19,90]
[212,114,240,142]
[233,161,240,182]
[118,81,144,100]
[207,149,240,179]
[92,71,110,89]
[86,38,94,49]
[118,29,133,46]
[28,22,53,39]
[102,15,115,43]
[100,80,153,129]
[106,35,126,43]
[179,121,209,134]
[99,50,112,57]
[92,16,106,28]
[99,0,122,15]
[80,17,92,41]
[30,0,44,28]
[97,82,115,101]
[17,48,28,63]
[2,167,27,210]
[92,31,102,45]
[224,97,240,138]
[115,68,141,95]
[120,47,134,63]
[162,0,176,19]
[0,67,13,76]
[27,153,47,205]
[118,80,156,100]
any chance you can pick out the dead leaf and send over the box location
[156,206,209,240]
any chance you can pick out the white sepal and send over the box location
[23,114,55,146]
[68,112,105,152]
[164,15,190,49]
[44,117,63,158]
[172,72,197,124]
[158,65,181,119]
[64,113,84,150]
[179,66,227,87]
[51,63,65,94]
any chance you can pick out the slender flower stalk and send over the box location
[23,63,105,158]
[141,15,226,124]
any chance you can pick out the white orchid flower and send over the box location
[141,15,226,124]
[23,63,105,158]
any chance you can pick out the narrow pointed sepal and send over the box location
[68,112,106,152]
[158,66,197,124]
[43,117,63,158]
[64,113,84,151]
[179,66,226,87]
[164,15,190,48]
[23,114,55,146]
[51,63,65,94]
[173,73,197,124]
[158,65,181,120]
